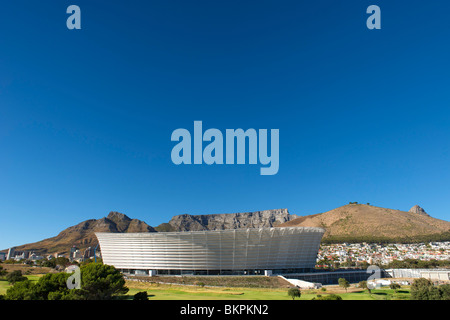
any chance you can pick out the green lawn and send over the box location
[124,282,411,300]
[1,275,411,300]
[334,288,411,300]
[0,275,42,295]
[0,280,10,295]
[124,286,318,300]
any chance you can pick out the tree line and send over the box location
[384,258,450,269]
[410,278,450,300]
[0,263,129,300]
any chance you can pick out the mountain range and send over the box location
[9,211,156,255]
[5,204,450,255]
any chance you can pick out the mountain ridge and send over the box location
[4,205,450,255]
[167,208,296,232]
[9,211,156,255]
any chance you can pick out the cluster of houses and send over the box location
[317,241,450,266]
[0,248,46,262]
[0,245,98,264]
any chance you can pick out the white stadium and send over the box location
[96,227,325,276]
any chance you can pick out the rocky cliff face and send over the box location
[409,205,430,216]
[167,209,297,231]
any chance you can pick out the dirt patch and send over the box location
[322,285,365,294]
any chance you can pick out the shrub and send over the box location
[0,266,7,278]
[313,294,342,300]
[5,280,38,300]
[133,291,149,300]
[6,270,27,284]
[389,283,401,292]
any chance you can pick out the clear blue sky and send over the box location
[1,1,450,249]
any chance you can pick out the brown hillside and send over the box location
[278,204,450,240]
[12,211,156,255]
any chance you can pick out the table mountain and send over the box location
[164,208,297,232]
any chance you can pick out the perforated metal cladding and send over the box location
[96,227,324,271]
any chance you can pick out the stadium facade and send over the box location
[96,227,325,276]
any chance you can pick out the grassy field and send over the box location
[0,266,411,300]
[0,274,43,295]
[124,281,411,300]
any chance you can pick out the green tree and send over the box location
[5,280,38,300]
[80,263,128,299]
[338,278,350,292]
[288,287,301,300]
[62,290,85,300]
[411,278,435,300]
[0,265,7,278]
[389,283,401,293]
[55,257,70,269]
[358,280,371,293]
[80,258,102,266]
[4,259,16,264]
[6,270,27,284]
[410,279,450,300]
[5,263,128,300]
[33,272,71,300]
[133,291,149,300]
[359,261,370,270]
[47,291,64,300]
[40,258,56,268]
[427,286,442,300]
[439,284,450,300]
